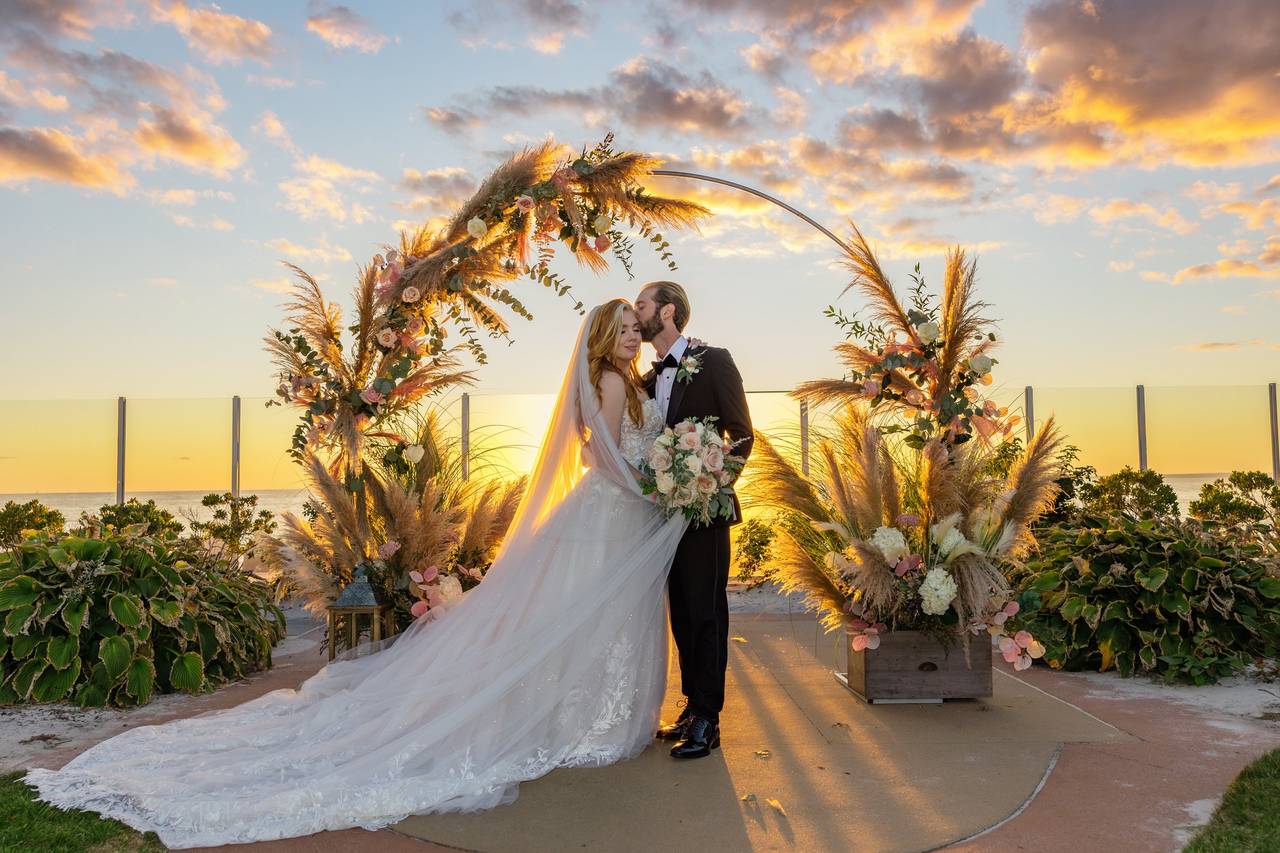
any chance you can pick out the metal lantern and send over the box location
[326,563,396,660]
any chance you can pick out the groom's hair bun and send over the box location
[644,280,690,332]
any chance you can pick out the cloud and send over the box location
[252,276,294,293]
[1172,259,1280,284]
[1179,342,1241,351]
[1185,180,1241,204]
[686,142,802,195]
[305,3,387,53]
[0,125,130,189]
[1088,199,1196,235]
[1108,260,1134,272]
[1259,175,1280,196]
[144,186,233,205]
[1220,305,1245,314]
[1019,0,1280,167]
[278,175,348,222]
[297,154,378,183]
[263,235,352,264]
[246,73,296,89]
[426,57,760,139]
[148,0,273,65]
[449,0,594,55]
[0,0,129,42]
[254,109,296,153]
[1217,199,1280,231]
[1014,192,1090,224]
[134,103,244,173]
[0,70,71,112]
[771,87,807,128]
[398,165,475,212]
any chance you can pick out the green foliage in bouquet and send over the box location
[1079,466,1179,520]
[96,498,183,538]
[0,529,284,707]
[0,500,65,548]
[1011,513,1280,684]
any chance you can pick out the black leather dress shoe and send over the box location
[656,707,692,741]
[670,716,719,759]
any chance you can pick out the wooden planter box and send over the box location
[835,630,991,704]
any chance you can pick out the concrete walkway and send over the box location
[9,605,1280,852]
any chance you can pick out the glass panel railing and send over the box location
[1145,384,1275,510]
[1032,386,1139,475]
[0,398,118,522]
[122,398,231,524]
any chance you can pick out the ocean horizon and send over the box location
[0,473,1235,524]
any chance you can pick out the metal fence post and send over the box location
[1024,385,1035,443]
[1136,384,1148,471]
[115,396,126,505]
[231,395,241,498]
[460,392,471,481]
[1269,382,1279,485]
[800,400,810,476]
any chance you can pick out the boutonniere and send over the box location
[675,352,702,384]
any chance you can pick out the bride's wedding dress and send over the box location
[26,310,687,848]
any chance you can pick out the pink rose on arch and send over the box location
[905,389,925,407]
[377,540,401,560]
[401,286,422,304]
[516,194,535,212]
[360,388,385,405]
[593,235,611,252]
[383,263,402,286]
[861,379,880,397]
[376,328,398,348]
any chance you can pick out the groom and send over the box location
[635,280,753,760]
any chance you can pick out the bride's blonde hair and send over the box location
[587,299,644,427]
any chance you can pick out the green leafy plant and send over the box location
[190,493,278,559]
[0,500,65,548]
[1078,466,1178,519]
[0,529,284,707]
[1012,512,1280,684]
[733,517,776,588]
[94,498,183,538]
[1191,470,1279,551]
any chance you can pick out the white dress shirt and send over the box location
[654,335,688,421]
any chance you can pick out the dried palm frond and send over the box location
[792,378,870,408]
[740,432,827,523]
[838,224,915,339]
[769,532,848,633]
[846,540,898,618]
[918,438,960,522]
[935,248,988,382]
[998,418,1064,554]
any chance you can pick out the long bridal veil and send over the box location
[27,306,689,848]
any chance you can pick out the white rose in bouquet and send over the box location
[683,453,703,474]
[919,568,958,615]
[677,431,701,451]
[655,430,675,448]
[648,447,673,472]
[869,525,910,565]
[676,420,698,435]
[655,471,676,495]
[674,484,695,506]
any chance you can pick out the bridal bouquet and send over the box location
[638,417,746,526]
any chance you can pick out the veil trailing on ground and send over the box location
[27,307,688,848]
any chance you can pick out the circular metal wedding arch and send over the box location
[650,169,853,255]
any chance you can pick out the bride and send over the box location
[27,299,689,848]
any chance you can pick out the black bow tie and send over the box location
[652,353,680,374]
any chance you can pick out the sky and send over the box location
[1,0,1279,489]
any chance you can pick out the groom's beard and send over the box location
[638,314,663,342]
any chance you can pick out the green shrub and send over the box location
[96,498,183,537]
[1079,467,1179,519]
[1191,471,1279,549]
[0,529,284,707]
[733,517,775,588]
[0,501,65,548]
[190,492,277,559]
[1013,512,1280,684]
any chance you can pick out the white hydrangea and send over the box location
[868,526,909,565]
[918,568,958,615]
[437,574,464,604]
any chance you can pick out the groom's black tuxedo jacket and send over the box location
[642,345,754,528]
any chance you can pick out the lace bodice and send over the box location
[619,397,664,467]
